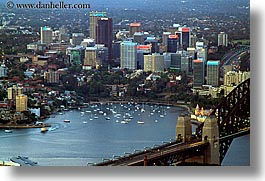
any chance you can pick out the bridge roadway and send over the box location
[94,140,209,166]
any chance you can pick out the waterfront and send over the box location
[0,103,249,166]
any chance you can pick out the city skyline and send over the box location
[0,0,251,168]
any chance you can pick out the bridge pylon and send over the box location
[176,114,192,143]
[202,115,220,165]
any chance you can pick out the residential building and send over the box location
[218,32,228,47]
[16,94,28,112]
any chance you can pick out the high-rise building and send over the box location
[170,53,181,72]
[167,35,179,53]
[144,37,159,53]
[89,12,107,41]
[16,94,28,112]
[218,32,228,47]
[181,27,191,51]
[190,34,197,48]
[207,61,220,86]
[84,47,97,68]
[181,55,193,74]
[44,70,60,84]
[112,41,121,63]
[129,23,141,37]
[144,54,164,72]
[96,18,113,62]
[83,45,108,69]
[40,26,53,45]
[66,46,85,64]
[193,59,205,88]
[162,32,171,51]
[120,41,137,70]
[137,45,152,69]
[8,85,23,100]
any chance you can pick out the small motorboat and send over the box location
[4,129,12,133]
[64,119,71,123]
[137,121,145,124]
[40,127,48,133]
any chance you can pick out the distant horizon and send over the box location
[0,0,250,14]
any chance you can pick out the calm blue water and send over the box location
[0,103,250,166]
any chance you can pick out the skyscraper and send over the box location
[40,26,53,45]
[193,59,205,88]
[96,17,113,62]
[129,23,141,37]
[207,61,220,86]
[170,53,181,72]
[89,12,107,41]
[181,55,193,74]
[181,27,191,51]
[218,32,228,47]
[167,35,179,53]
[120,41,137,70]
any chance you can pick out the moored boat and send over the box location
[64,119,71,123]
[40,127,48,133]
[4,129,12,133]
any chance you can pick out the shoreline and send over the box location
[0,123,51,129]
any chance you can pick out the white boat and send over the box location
[137,121,145,124]
[4,129,12,133]
[155,120,158,123]
[106,117,111,120]
[115,120,119,123]
[64,119,71,123]
[83,121,88,124]
[121,121,128,124]
[40,127,48,133]
[160,115,165,118]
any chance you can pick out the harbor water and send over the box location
[0,103,250,166]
